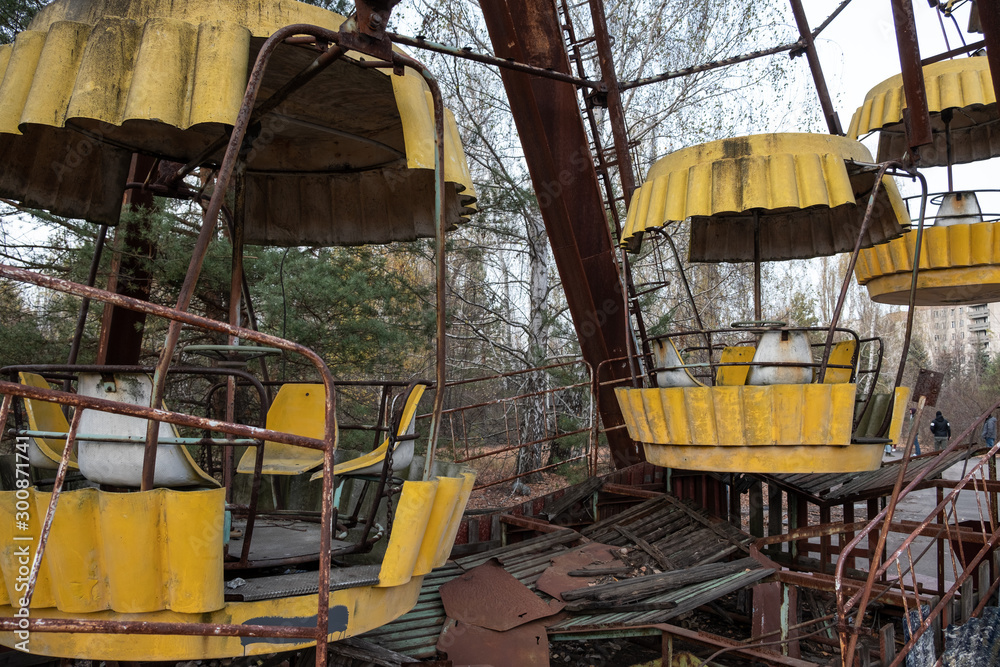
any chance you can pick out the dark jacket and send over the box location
[930,413,951,438]
[983,415,997,441]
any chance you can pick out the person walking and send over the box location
[930,411,951,451]
[982,412,997,448]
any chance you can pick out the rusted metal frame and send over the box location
[386,32,605,89]
[480,0,637,468]
[843,397,926,663]
[172,42,347,183]
[619,40,802,91]
[756,521,871,547]
[888,528,1000,667]
[601,482,665,499]
[473,453,590,490]
[852,337,885,432]
[499,513,563,533]
[976,0,1000,161]
[809,0,855,39]
[889,0,934,154]
[648,228,709,351]
[923,39,987,65]
[787,0,843,135]
[0,380,316,449]
[65,224,109,377]
[774,570,931,611]
[23,408,82,608]
[585,0,645,386]
[453,426,591,463]
[836,420,1000,660]
[817,161,898,382]
[433,378,590,421]
[873,170,929,438]
[224,162,248,504]
[144,26,346,494]
[0,617,320,639]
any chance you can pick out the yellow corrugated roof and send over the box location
[847,56,998,167]
[0,0,476,243]
[620,133,908,261]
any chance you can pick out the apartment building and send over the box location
[920,302,1000,368]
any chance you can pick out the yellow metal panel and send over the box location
[0,574,426,661]
[188,21,250,126]
[432,471,476,569]
[0,490,57,608]
[376,480,437,588]
[616,384,856,451]
[822,340,856,384]
[19,22,90,128]
[643,442,884,473]
[0,43,11,79]
[236,384,328,475]
[950,223,971,266]
[970,221,993,266]
[31,489,105,613]
[716,346,754,386]
[887,387,913,446]
[65,17,143,126]
[709,386,744,444]
[122,18,197,128]
[0,31,46,133]
[412,475,462,576]
[856,221,1000,305]
[850,57,995,137]
[18,372,79,468]
[0,488,225,614]
[620,133,907,255]
[161,488,225,613]
[742,386,774,445]
[771,384,803,445]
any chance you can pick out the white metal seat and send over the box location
[75,373,218,488]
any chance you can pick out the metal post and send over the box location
[788,0,844,135]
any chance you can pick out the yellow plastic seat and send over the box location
[715,346,754,386]
[821,340,857,384]
[17,372,79,470]
[236,384,329,475]
[311,385,427,481]
[75,373,218,488]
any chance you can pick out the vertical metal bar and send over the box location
[749,480,763,538]
[889,0,934,152]
[24,408,82,608]
[223,163,247,504]
[753,211,762,321]
[787,0,844,134]
[65,224,109,376]
[820,505,831,574]
[844,502,856,570]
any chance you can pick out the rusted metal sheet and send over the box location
[437,619,549,667]
[479,0,639,469]
[914,369,943,407]
[439,559,564,632]
[535,542,620,600]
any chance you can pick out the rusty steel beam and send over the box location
[788,0,843,135]
[889,0,934,154]
[500,513,563,533]
[977,0,1000,119]
[479,0,639,468]
[96,154,158,365]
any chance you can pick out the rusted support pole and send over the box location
[787,0,843,135]
[480,0,639,467]
[972,1,1000,142]
[889,0,934,156]
[97,154,158,366]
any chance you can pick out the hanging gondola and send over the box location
[615,133,912,473]
[0,0,475,660]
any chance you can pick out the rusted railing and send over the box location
[835,398,1000,666]
[421,360,595,495]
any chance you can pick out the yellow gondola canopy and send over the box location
[848,56,998,168]
[620,133,908,262]
[0,0,476,245]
